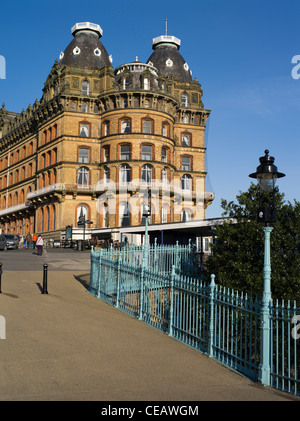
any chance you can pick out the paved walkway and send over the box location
[0,268,296,401]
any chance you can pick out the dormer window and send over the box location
[81,80,89,95]
[73,46,81,55]
[123,77,130,90]
[181,93,188,107]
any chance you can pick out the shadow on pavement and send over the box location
[73,273,90,290]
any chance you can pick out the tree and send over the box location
[206,184,300,301]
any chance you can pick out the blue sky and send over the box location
[0,0,299,218]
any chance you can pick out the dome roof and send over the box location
[60,22,112,70]
[146,35,192,83]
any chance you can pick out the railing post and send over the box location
[116,255,121,309]
[208,274,215,358]
[168,265,176,337]
[139,265,145,321]
[97,249,103,298]
[259,226,273,386]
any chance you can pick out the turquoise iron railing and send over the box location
[89,246,300,397]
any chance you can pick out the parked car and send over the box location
[2,234,19,249]
[0,235,7,251]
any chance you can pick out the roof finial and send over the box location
[165,19,168,36]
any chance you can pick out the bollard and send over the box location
[0,262,2,293]
[42,264,48,294]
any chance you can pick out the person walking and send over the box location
[32,233,37,249]
[25,232,32,249]
[36,235,44,256]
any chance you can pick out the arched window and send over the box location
[103,121,110,136]
[121,119,131,134]
[162,123,169,137]
[142,120,152,134]
[70,102,76,111]
[161,168,167,184]
[183,115,189,124]
[78,167,89,186]
[182,134,190,146]
[181,174,191,191]
[77,205,88,227]
[82,103,88,113]
[181,209,191,222]
[119,202,130,227]
[102,204,109,228]
[80,124,89,137]
[119,164,131,184]
[81,80,89,95]
[141,164,152,184]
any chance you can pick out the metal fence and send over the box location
[89,246,300,397]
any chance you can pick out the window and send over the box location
[78,167,89,186]
[77,205,88,226]
[181,93,188,107]
[104,166,110,183]
[120,164,131,184]
[119,202,130,227]
[82,80,89,95]
[82,103,88,113]
[123,98,128,108]
[103,121,110,136]
[161,205,168,223]
[80,124,89,137]
[142,145,152,161]
[162,123,168,137]
[70,102,76,111]
[182,134,190,146]
[181,209,191,222]
[181,174,191,191]
[121,119,131,133]
[161,168,167,184]
[142,120,152,134]
[102,204,109,228]
[103,146,110,162]
[123,77,130,90]
[162,147,168,163]
[181,156,191,171]
[183,115,189,124]
[143,77,150,90]
[79,148,89,163]
[120,144,131,160]
[141,164,152,184]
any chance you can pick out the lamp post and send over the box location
[142,187,151,269]
[249,149,285,386]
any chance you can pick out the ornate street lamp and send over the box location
[249,149,285,224]
[249,149,285,386]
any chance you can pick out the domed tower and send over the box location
[26,22,116,237]
[144,26,213,220]
[147,34,192,83]
[60,22,112,70]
